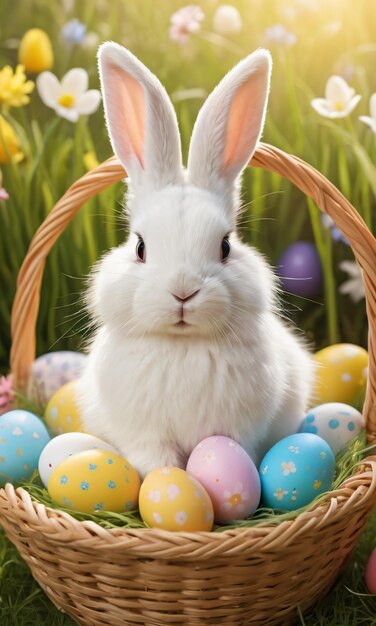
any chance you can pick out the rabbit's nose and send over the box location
[171,289,200,303]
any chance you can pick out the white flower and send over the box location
[204,450,217,464]
[169,5,204,46]
[281,461,297,476]
[175,510,188,525]
[339,260,365,303]
[82,31,100,51]
[311,75,361,118]
[166,484,180,500]
[222,482,249,513]
[37,68,101,122]
[274,488,288,501]
[264,24,297,47]
[148,489,161,503]
[359,93,376,133]
[287,446,300,454]
[213,5,242,35]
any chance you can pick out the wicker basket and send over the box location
[1,144,376,626]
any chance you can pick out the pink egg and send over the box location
[186,435,261,524]
[365,548,376,594]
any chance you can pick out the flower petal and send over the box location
[345,94,361,114]
[61,68,88,97]
[370,93,376,120]
[311,98,333,117]
[325,75,354,105]
[75,89,101,114]
[54,104,79,122]
[36,71,61,107]
[359,115,376,133]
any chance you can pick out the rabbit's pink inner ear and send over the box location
[222,69,268,178]
[106,64,145,169]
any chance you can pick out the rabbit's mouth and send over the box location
[174,320,190,328]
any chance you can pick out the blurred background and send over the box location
[0,0,375,373]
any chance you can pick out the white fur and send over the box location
[77,44,314,477]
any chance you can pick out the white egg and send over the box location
[38,432,118,488]
[299,402,364,454]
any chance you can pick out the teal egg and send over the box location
[0,410,51,485]
[259,433,335,511]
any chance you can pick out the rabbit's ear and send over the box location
[98,42,183,189]
[187,50,271,194]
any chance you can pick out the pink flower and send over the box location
[0,374,15,415]
[169,5,204,46]
[0,187,9,200]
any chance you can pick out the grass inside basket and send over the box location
[19,430,374,532]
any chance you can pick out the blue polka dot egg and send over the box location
[0,410,51,485]
[48,449,141,513]
[299,403,364,454]
[259,433,335,511]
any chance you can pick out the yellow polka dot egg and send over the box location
[44,380,84,435]
[313,343,368,406]
[48,449,141,514]
[139,467,214,531]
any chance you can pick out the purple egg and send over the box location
[277,241,322,297]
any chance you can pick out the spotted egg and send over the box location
[139,467,214,531]
[299,403,364,454]
[0,410,51,485]
[259,433,335,511]
[48,449,141,514]
[29,351,86,405]
[38,432,119,488]
[186,436,261,523]
[44,380,84,435]
[313,343,368,406]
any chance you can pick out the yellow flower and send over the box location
[0,116,24,165]
[83,150,99,171]
[0,65,34,108]
[19,28,54,74]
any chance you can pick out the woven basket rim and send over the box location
[1,455,375,552]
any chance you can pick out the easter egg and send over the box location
[186,436,261,523]
[277,241,322,297]
[299,403,364,454]
[259,433,335,511]
[313,344,368,406]
[48,449,140,514]
[29,351,86,405]
[365,549,376,594]
[44,381,83,435]
[0,410,51,485]
[38,432,119,488]
[139,467,214,531]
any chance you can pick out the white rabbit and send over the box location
[77,42,314,477]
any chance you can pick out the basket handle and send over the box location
[10,143,376,443]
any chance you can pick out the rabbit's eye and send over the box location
[136,238,145,262]
[221,237,231,261]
